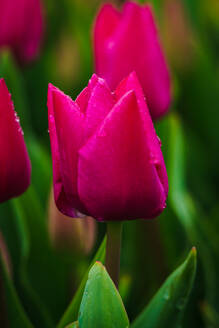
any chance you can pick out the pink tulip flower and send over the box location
[48,72,168,221]
[0,79,31,203]
[93,1,171,120]
[0,0,44,63]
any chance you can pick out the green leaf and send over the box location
[57,237,106,328]
[0,252,33,328]
[131,248,197,328]
[166,114,219,306]
[26,137,52,207]
[10,197,54,328]
[13,184,73,325]
[78,262,129,328]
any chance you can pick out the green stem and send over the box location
[105,221,123,288]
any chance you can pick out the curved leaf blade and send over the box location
[131,248,197,328]
[57,237,106,328]
[78,262,129,328]
[0,252,33,328]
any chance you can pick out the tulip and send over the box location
[0,0,44,63]
[0,79,31,203]
[93,1,171,120]
[48,72,168,222]
[48,187,96,254]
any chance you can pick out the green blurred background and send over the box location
[1,0,219,327]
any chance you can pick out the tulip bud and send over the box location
[0,0,44,63]
[47,72,168,221]
[93,1,171,120]
[48,188,96,254]
[0,79,31,203]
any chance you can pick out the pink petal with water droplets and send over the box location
[0,79,31,203]
[78,89,167,221]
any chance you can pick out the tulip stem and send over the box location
[105,221,123,288]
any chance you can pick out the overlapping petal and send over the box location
[48,73,168,221]
[78,88,167,220]
[48,84,85,216]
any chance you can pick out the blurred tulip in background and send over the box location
[0,0,44,63]
[93,1,171,119]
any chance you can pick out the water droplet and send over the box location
[19,127,24,136]
[162,203,167,210]
[14,111,20,123]
[163,290,170,300]
[149,154,160,165]
[157,136,162,146]
[13,111,24,135]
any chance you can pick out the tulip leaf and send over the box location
[10,197,54,328]
[0,252,33,328]
[166,114,219,305]
[14,186,74,325]
[26,137,52,207]
[57,237,106,328]
[78,262,129,328]
[131,248,197,328]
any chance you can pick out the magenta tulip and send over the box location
[0,0,44,63]
[48,72,168,221]
[93,1,171,120]
[0,79,31,203]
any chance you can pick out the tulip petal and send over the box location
[115,71,168,196]
[48,84,86,216]
[94,1,171,119]
[0,0,43,63]
[78,90,167,221]
[75,75,99,113]
[85,76,115,139]
[0,79,31,203]
[48,85,74,217]
[75,87,90,114]
[94,4,121,75]
[19,0,43,62]
[76,74,115,138]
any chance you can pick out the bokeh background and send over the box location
[1,0,219,327]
